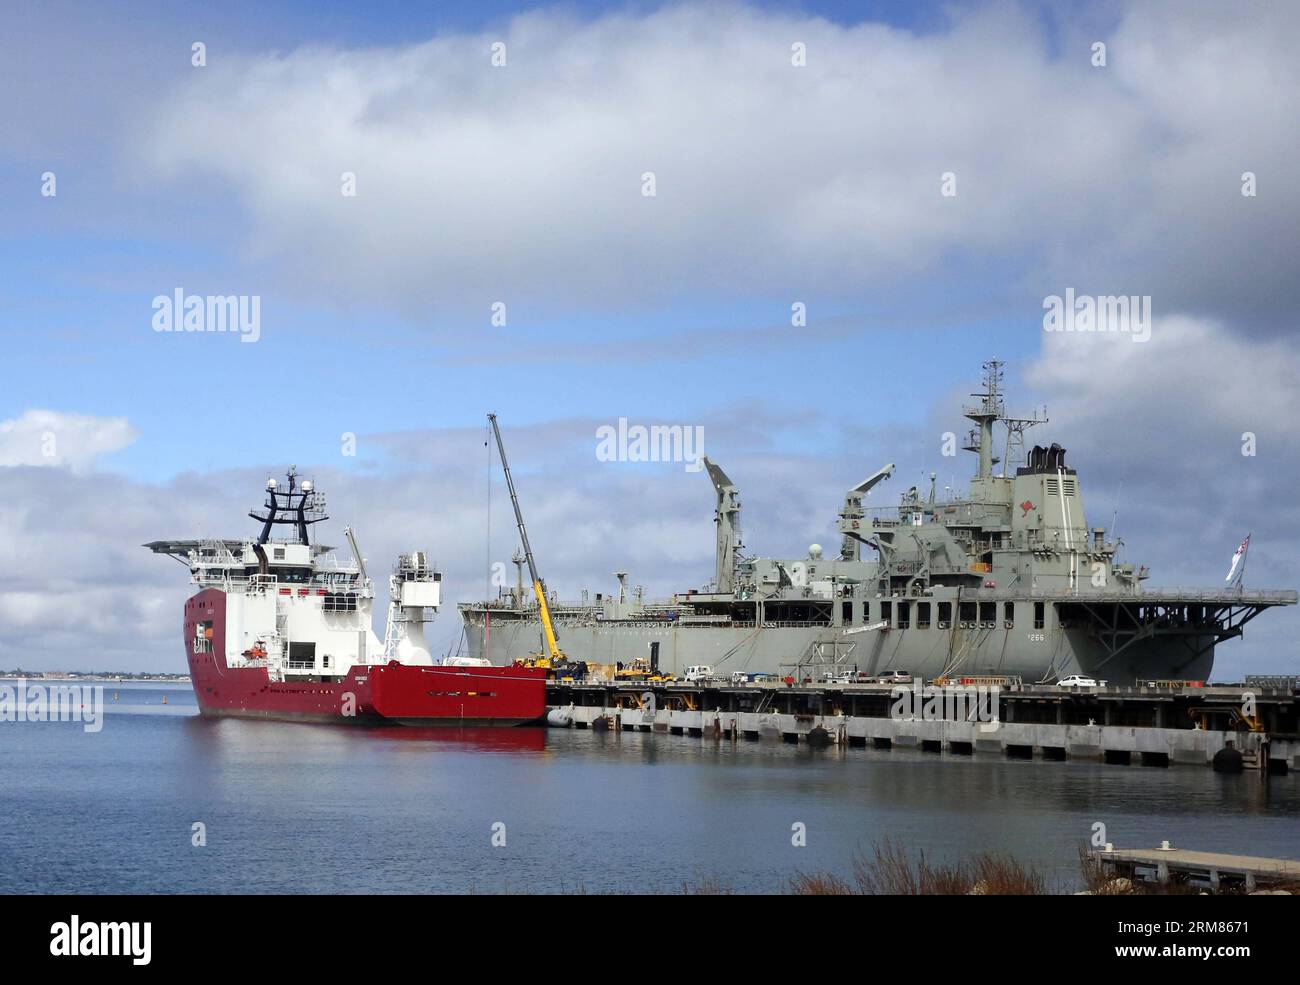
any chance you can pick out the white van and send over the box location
[683,665,714,683]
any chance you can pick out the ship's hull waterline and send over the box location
[460,608,1217,685]
[187,588,548,725]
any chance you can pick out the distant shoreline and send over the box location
[0,672,191,683]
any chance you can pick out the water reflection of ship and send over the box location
[367,725,546,753]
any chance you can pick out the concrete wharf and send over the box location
[546,679,1300,771]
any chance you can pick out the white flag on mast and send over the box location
[1225,533,1250,584]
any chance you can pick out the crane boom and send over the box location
[487,413,565,666]
[342,525,367,582]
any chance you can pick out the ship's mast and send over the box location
[962,361,1004,479]
[961,360,1048,479]
[248,465,328,546]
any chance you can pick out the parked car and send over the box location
[729,671,778,686]
[875,670,914,685]
[1057,674,1098,688]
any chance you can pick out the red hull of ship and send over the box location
[184,588,547,725]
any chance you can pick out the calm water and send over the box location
[2,681,1297,894]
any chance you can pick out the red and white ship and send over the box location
[146,467,547,725]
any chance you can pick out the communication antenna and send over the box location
[1110,476,1125,562]
[1000,392,1048,477]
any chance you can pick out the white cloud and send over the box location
[1026,316,1300,466]
[136,2,1300,323]
[0,410,137,470]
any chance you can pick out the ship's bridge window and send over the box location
[917,602,931,629]
[897,601,910,629]
[1004,601,1014,626]
[1034,602,1045,630]
[979,602,995,623]
[880,601,892,624]
[287,641,316,669]
[937,601,952,625]
[959,601,977,624]
[841,601,852,624]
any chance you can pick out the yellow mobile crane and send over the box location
[487,413,567,671]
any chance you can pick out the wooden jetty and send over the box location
[1091,846,1300,892]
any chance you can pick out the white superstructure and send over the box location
[148,467,443,681]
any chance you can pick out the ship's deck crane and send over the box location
[487,413,566,669]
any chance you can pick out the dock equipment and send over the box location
[487,413,566,670]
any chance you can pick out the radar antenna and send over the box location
[248,465,328,546]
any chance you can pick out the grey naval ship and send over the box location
[459,362,1295,685]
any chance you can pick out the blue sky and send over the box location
[1,0,1298,673]
[2,0,1053,479]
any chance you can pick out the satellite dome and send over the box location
[808,544,823,559]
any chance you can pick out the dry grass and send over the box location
[680,876,735,895]
[786,872,854,895]
[790,838,1047,895]
[1077,842,1119,895]
[508,840,1296,895]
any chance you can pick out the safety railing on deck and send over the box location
[955,586,1296,603]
